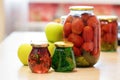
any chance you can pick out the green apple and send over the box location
[48,42,55,57]
[45,22,63,42]
[17,43,32,66]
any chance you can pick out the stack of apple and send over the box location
[63,14,100,67]
[45,22,63,57]
[17,22,63,66]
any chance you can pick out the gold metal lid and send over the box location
[69,6,94,11]
[98,15,118,22]
[31,41,49,47]
[54,41,73,47]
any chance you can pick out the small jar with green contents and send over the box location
[98,16,118,52]
[52,41,76,72]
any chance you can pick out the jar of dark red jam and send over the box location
[63,6,100,67]
[98,16,118,52]
[28,42,51,73]
[52,41,76,72]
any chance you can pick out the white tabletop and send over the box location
[0,31,120,80]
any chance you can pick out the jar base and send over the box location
[31,70,49,74]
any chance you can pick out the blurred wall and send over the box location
[0,0,5,42]
[4,0,28,35]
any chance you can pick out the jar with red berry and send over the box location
[28,42,51,73]
[63,6,100,67]
[98,16,118,52]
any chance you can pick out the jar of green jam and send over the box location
[52,41,76,72]
[98,16,118,52]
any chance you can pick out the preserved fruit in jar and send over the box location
[52,41,76,72]
[98,16,118,51]
[63,6,100,67]
[28,42,51,73]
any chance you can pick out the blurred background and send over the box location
[0,0,120,42]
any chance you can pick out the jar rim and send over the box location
[54,41,73,47]
[69,6,94,11]
[31,41,49,47]
[97,15,118,21]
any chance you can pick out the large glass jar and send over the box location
[28,42,51,73]
[98,16,118,51]
[63,6,100,67]
[52,41,76,72]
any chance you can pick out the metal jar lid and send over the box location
[69,6,94,11]
[54,41,73,47]
[97,15,118,22]
[31,41,49,47]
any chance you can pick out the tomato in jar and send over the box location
[98,16,118,51]
[63,6,100,67]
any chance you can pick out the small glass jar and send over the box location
[28,42,51,73]
[63,6,100,67]
[98,16,118,51]
[60,15,67,25]
[52,41,76,72]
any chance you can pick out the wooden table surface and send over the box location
[0,31,120,80]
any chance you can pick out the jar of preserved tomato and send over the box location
[28,42,51,73]
[98,16,118,52]
[63,6,100,67]
[52,41,76,72]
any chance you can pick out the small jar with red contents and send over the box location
[98,16,118,51]
[63,6,100,67]
[28,42,51,73]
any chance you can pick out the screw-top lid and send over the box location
[31,41,49,47]
[98,15,118,22]
[54,41,73,47]
[69,6,94,11]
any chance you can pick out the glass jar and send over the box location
[28,42,51,73]
[98,16,118,51]
[60,15,67,25]
[52,41,76,72]
[63,6,100,67]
